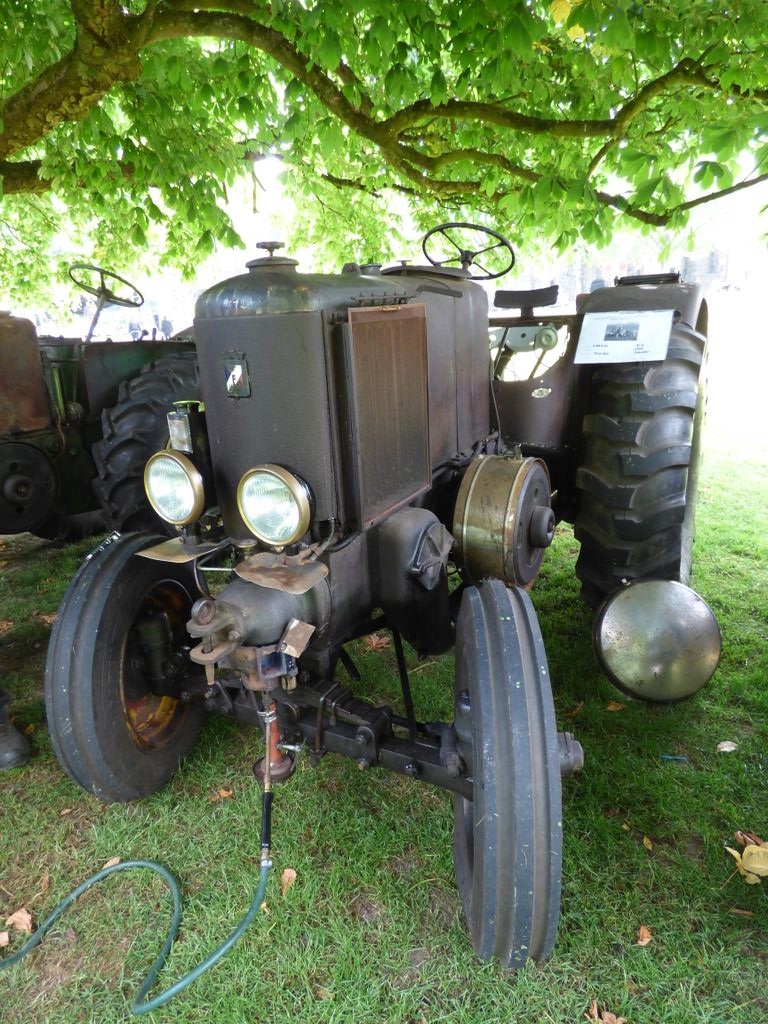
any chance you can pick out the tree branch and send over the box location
[0,4,155,161]
[0,160,49,194]
[382,99,612,139]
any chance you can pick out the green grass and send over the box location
[1,453,767,1024]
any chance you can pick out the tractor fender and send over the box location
[579,282,707,335]
[0,312,50,434]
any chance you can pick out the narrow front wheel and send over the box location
[45,532,205,802]
[453,579,562,966]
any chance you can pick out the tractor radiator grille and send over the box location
[342,305,430,528]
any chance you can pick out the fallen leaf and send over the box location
[363,632,391,651]
[726,844,768,884]
[5,907,33,934]
[734,830,764,847]
[101,857,121,870]
[59,808,72,816]
[37,872,50,897]
[280,868,297,897]
[636,925,653,946]
[606,701,625,712]
[738,844,768,882]
[23,723,35,736]
[621,821,631,832]
[34,611,57,626]
[0,931,9,947]
[716,740,738,753]
[209,787,234,801]
[642,835,654,852]
[565,701,585,719]
[585,1000,627,1024]
[0,620,13,637]
[314,986,335,1001]
[728,907,755,918]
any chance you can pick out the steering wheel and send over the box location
[422,222,515,280]
[68,264,144,308]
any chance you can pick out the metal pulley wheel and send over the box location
[452,454,555,587]
[0,442,58,533]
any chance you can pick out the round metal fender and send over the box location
[593,579,721,702]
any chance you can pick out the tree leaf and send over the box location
[636,924,653,946]
[280,867,297,896]
[726,844,768,884]
[363,633,391,651]
[5,907,33,934]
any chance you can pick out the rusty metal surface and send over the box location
[137,537,223,563]
[235,551,329,594]
[0,313,50,434]
[278,617,316,657]
[344,304,431,528]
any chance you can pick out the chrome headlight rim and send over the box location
[144,450,205,526]
[236,463,312,547]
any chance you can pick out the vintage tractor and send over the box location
[0,265,198,538]
[44,226,720,966]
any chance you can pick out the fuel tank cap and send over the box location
[247,240,298,270]
[593,579,721,703]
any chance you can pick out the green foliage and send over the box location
[1,0,768,299]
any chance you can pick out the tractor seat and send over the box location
[494,285,559,317]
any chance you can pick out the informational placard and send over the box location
[574,309,674,364]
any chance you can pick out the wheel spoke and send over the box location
[439,230,465,256]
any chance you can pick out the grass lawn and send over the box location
[0,447,766,1024]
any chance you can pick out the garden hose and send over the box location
[0,717,277,1014]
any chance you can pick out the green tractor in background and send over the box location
[0,265,198,539]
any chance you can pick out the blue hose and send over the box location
[0,829,272,1014]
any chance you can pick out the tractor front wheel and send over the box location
[45,532,205,802]
[453,579,562,966]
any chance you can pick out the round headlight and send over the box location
[144,451,205,525]
[237,464,312,546]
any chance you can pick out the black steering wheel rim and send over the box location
[422,222,515,280]
[68,263,144,309]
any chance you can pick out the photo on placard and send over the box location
[604,321,639,341]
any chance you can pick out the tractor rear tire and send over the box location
[574,322,707,607]
[93,354,199,532]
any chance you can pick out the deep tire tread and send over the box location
[574,322,706,604]
[454,580,561,966]
[93,354,199,532]
[45,532,204,802]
